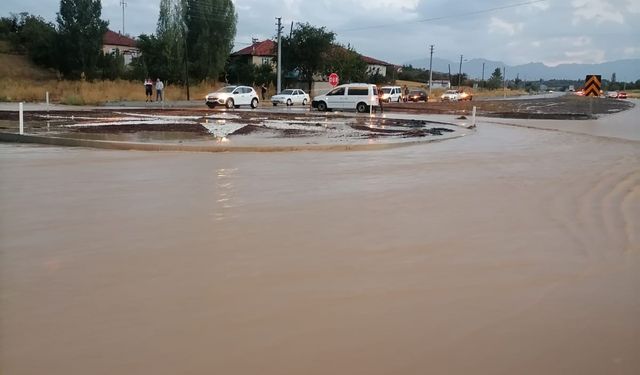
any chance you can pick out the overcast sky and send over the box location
[2,0,639,66]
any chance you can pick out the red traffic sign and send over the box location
[328,73,339,87]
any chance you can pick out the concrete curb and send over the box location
[0,131,471,153]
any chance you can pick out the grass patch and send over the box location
[0,77,223,105]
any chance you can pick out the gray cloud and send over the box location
[2,0,638,66]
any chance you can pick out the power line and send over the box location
[337,0,548,32]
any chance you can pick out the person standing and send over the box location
[155,78,164,102]
[260,84,267,100]
[144,78,153,102]
[377,86,384,114]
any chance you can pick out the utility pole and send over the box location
[276,17,283,94]
[503,66,507,98]
[184,38,190,100]
[481,62,485,88]
[448,64,451,84]
[120,0,127,35]
[458,54,463,89]
[183,20,190,100]
[428,44,434,97]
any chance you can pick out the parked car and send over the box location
[312,83,379,113]
[407,89,428,102]
[440,89,472,101]
[380,86,403,103]
[205,86,259,109]
[617,91,627,99]
[606,91,618,98]
[271,89,310,106]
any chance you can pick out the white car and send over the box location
[440,90,472,101]
[271,89,310,106]
[380,86,403,102]
[205,86,259,109]
[312,83,380,113]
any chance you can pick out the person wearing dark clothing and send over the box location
[260,84,267,100]
[144,78,153,102]
[377,87,384,113]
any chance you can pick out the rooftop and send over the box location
[103,30,137,48]
[232,40,276,57]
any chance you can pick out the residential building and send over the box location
[102,30,139,65]
[231,40,276,67]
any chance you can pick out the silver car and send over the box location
[271,89,310,106]
[205,86,259,109]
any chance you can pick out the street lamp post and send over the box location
[428,44,434,97]
[458,54,463,89]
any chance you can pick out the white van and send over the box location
[312,83,380,113]
[380,86,403,102]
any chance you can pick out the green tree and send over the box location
[325,44,367,83]
[184,0,237,82]
[97,49,125,80]
[56,0,108,78]
[225,58,255,85]
[281,23,336,91]
[254,62,275,86]
[486,68,503,89]
[156,0,185,83]
[5,13,57,68]
[131,34,168,81]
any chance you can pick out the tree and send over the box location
[56,0,108,78]
[254,62,275,86]
[97,49,125,80]
[486,68,503,89]
[325,44,367,83]
[281,23,335,91]
[5,13,57,68]
[131,34,171,81]
[225,58,255,85]
[184,0,237,82]
[156,0,185,83]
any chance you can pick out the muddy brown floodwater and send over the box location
[1,103,639,375]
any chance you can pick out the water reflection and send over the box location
[214,168,238,222]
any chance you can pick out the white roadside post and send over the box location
[19,102,24,135]
[472,106,476,127]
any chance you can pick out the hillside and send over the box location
[406,56,640,82]
[0,41,57,80]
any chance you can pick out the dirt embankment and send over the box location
[385,95,634,119]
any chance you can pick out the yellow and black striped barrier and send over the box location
[584,75,601,97]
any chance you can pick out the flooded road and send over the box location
[1,115,639,374]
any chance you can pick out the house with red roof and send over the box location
[231,40,276,67]
[230,40,397,77]
[361,55,395,78]
[102,30,139,65]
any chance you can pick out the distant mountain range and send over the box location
[404,57,640,82]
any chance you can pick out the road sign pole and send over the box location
[276,17,282,94]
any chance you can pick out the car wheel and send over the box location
[302,99,307,106]
[397,97,401,103]
[206,102,216,109]
[225,98,234,109]
[250,98,259,109]
[286,99,292,106]
[317,101,327,111]
[272,103,277,106]
[356,102,368,113]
